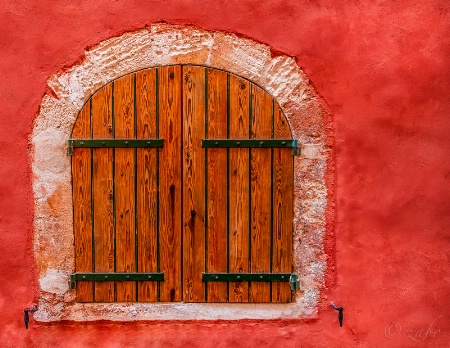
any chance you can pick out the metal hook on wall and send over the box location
[24,306,37,329]
[331,303,344,327]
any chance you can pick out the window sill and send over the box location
[34,296,317,322]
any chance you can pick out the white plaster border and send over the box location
[31,23,331,321]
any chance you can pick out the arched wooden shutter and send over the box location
[70,65,298,304]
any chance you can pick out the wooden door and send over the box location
[71,65,294,303]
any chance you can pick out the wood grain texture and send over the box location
[249,85,272,303]
[72,66,294,304]
[72,102,91,138]
[228,75,250,302]
[114,74,136,302]
[272,104,293,303]
[206,69,228,302]
[182,66,206,302]
[136,69,158,302]
[72,103,93,302]
[159,66,182,302]
[92,84,114,302]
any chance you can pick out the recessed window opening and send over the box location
[31,25,331,321]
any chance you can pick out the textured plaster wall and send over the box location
[0,0,449,347]
[31,24,331,321]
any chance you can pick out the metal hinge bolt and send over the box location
[67,140,74,156]
[289,274,300,290]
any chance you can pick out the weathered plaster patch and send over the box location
[260,56,310,106]
[31,23,333,321]
[209,31,272,82]
[40,269,69,295]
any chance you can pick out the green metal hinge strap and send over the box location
[202,139,298,149]
[202,273,300,290]
[67,139,164,155]
[69,272,164,290]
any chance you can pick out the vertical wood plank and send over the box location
[159,66,182,302]
[228,75,250,303]
[136,69,158,302]
[272,104,293,303]
[249,85,272,303]
[92,84,114,302]
[206,69,228,302]
[114,74,136,302]
[183,66,206,302]
[72,103,93,302]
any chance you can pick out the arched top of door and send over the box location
[71,65,293,140]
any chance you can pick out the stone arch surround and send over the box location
[31,23,333,321]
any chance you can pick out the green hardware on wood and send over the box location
[69,272,164,290]
[202,139,298,148]
[202,273,300,291]
[67,139,164,155]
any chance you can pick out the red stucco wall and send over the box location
[1,0,449,346]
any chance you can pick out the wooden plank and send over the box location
[114,74,136,302]
[206,69,228,302]
[92,84,114,302]
[135,69,158,302]
[159,66,182,302]
[272,104,293,303]
[72,102,91,139]
[249,84,272,303]
[228,75,250,303]
[72,103,93,302]
[182,66,206,302]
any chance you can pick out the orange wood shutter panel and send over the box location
[71,66,294,303]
